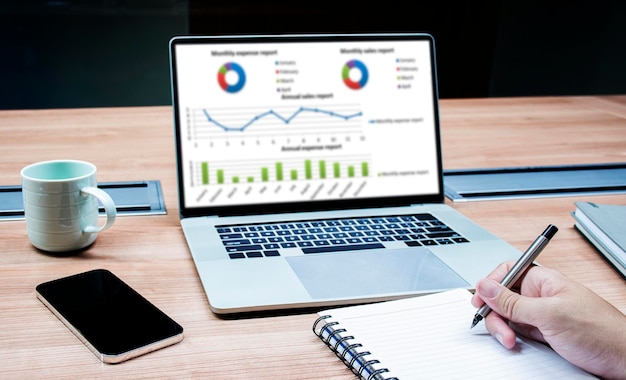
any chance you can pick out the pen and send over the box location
[470,224,558,329]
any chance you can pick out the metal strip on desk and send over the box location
[444,163,626,202]
[0,180,167,221]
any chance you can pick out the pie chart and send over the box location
[217,62,246,93]
[342,59,368,90]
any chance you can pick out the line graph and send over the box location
[189,104,363,140]
[202,107,361,132]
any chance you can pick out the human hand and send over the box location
[471,262,626,379]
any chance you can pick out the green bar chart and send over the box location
[195,156,370,186]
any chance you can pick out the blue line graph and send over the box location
[201,107,362,132]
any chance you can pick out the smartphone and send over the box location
[36,269,184,364]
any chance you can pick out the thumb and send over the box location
[476,277,524,321]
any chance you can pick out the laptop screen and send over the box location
[170,34,443,217]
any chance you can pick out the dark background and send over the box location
[1,0,624,109]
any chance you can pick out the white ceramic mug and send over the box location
[21,160,117,252]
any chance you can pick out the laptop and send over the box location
[169,33,521,314]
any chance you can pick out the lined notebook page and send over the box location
[320,289,596,379]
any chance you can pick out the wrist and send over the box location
[597,314,626,379]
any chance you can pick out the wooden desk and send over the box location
[1,96,625,378]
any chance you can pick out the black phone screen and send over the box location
[36,269,183,363]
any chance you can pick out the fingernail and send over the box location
[478,278,501,299]
[495,333,504,346]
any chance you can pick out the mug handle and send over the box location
[80,186,117,234]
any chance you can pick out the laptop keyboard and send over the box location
[217,213,469,259]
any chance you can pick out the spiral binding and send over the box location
[313,315,397,380]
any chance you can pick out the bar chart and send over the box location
[192,155,371,187]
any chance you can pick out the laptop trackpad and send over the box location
[286,248,469,299]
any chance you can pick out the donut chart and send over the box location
[217,62,246,93]
[342,59,368,90]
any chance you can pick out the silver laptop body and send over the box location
[169,33,520,314]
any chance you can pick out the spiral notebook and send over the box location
[313,289,596,379]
